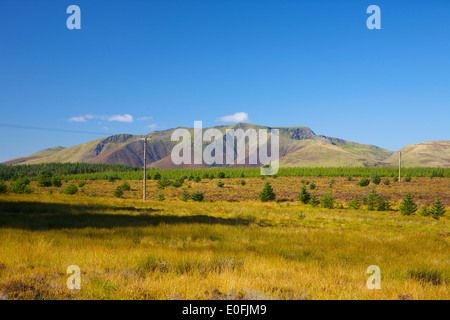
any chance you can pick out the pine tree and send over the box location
[0,181,7,194]
[320,192,334,209]
[348,197,361,210]
[180,189,190,202]
[430,197,446,220]
[259,182,276,202]
[310,194,320,207]
[365,189,380,211]
[298,187,311,204]
[191,191,204,202]
[399,192,417,215]
[371,173,381,185]
[377,197,391,211]
[418,205,429,216]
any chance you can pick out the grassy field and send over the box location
[0,177,449,300]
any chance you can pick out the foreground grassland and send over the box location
[0,178,449,300]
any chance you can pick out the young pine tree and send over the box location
[180,189,190,202]
[298,187,311,204]
[399,192,418,216]
[348,197,361,210]
[365,189,380,211]
[320,193,334,209]
[259,182,276,202]
[310,194,320,207]
[430,197,446,220]
[418,205,429,217]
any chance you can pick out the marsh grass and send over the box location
[0,187,448,300]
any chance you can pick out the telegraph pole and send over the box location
[142,137,148,201]
[398,151,402,182]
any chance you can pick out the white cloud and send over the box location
[107,114,134,123]
[69,116,86,122]
[69,114,134,123]
[218,112,248,123]
[147,124,157,130]
[138,116,153,121]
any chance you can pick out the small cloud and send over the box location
[107,114,134,123]
[218,112,248,123]
[84,114,97,120]
[147,123,157,130]
[138,116,153,121]
[69,113,134,123]
[69,116,86,122]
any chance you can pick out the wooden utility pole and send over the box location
[398,151,402,182]
[142,137,148,201]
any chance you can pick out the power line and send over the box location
[0,123,107,135]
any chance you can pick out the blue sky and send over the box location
[0,0,449,162]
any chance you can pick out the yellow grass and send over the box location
[0,182,449,300]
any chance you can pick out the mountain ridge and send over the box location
[3,123,449,168]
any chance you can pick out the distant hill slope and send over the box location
[383,140,450,167]
[2,123,448,168]
[3,146,66,165]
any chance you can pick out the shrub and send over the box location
[113,186,124,198]
[0,181,8,193]
[202,172,210,179]
[180,189,190,202]
[309,182,316,190]
[218,172,226,179]
[240,180,246,186]
[63,184,78,195]
[37,173,52,187]
[383,178,390,186]
[10,178,33,194]
[217,180,224,188]
[357,178,370,187]
[399,193,418,216]
[404,175,411,182]
[348,197,361,210]
[191,191,204,202]
[78,180,86,188]
[298,187,311,204]
[310,194,320,207]
[347,176,352,181]
[371,173,381,185]
[418,206,429,217]
[157,193,165,201]
[320,193,334,209]
[259,182,276,202]
[194,176,201,183]
[393,176,398,182]
[153,172,162,180]
[430,197,446,220]
[51,177,62,187]
[120,181,131,191]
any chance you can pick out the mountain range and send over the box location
[3,123,449,168]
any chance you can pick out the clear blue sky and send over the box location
[0,0,449,162]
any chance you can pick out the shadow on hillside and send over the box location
[0,200,253,230]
